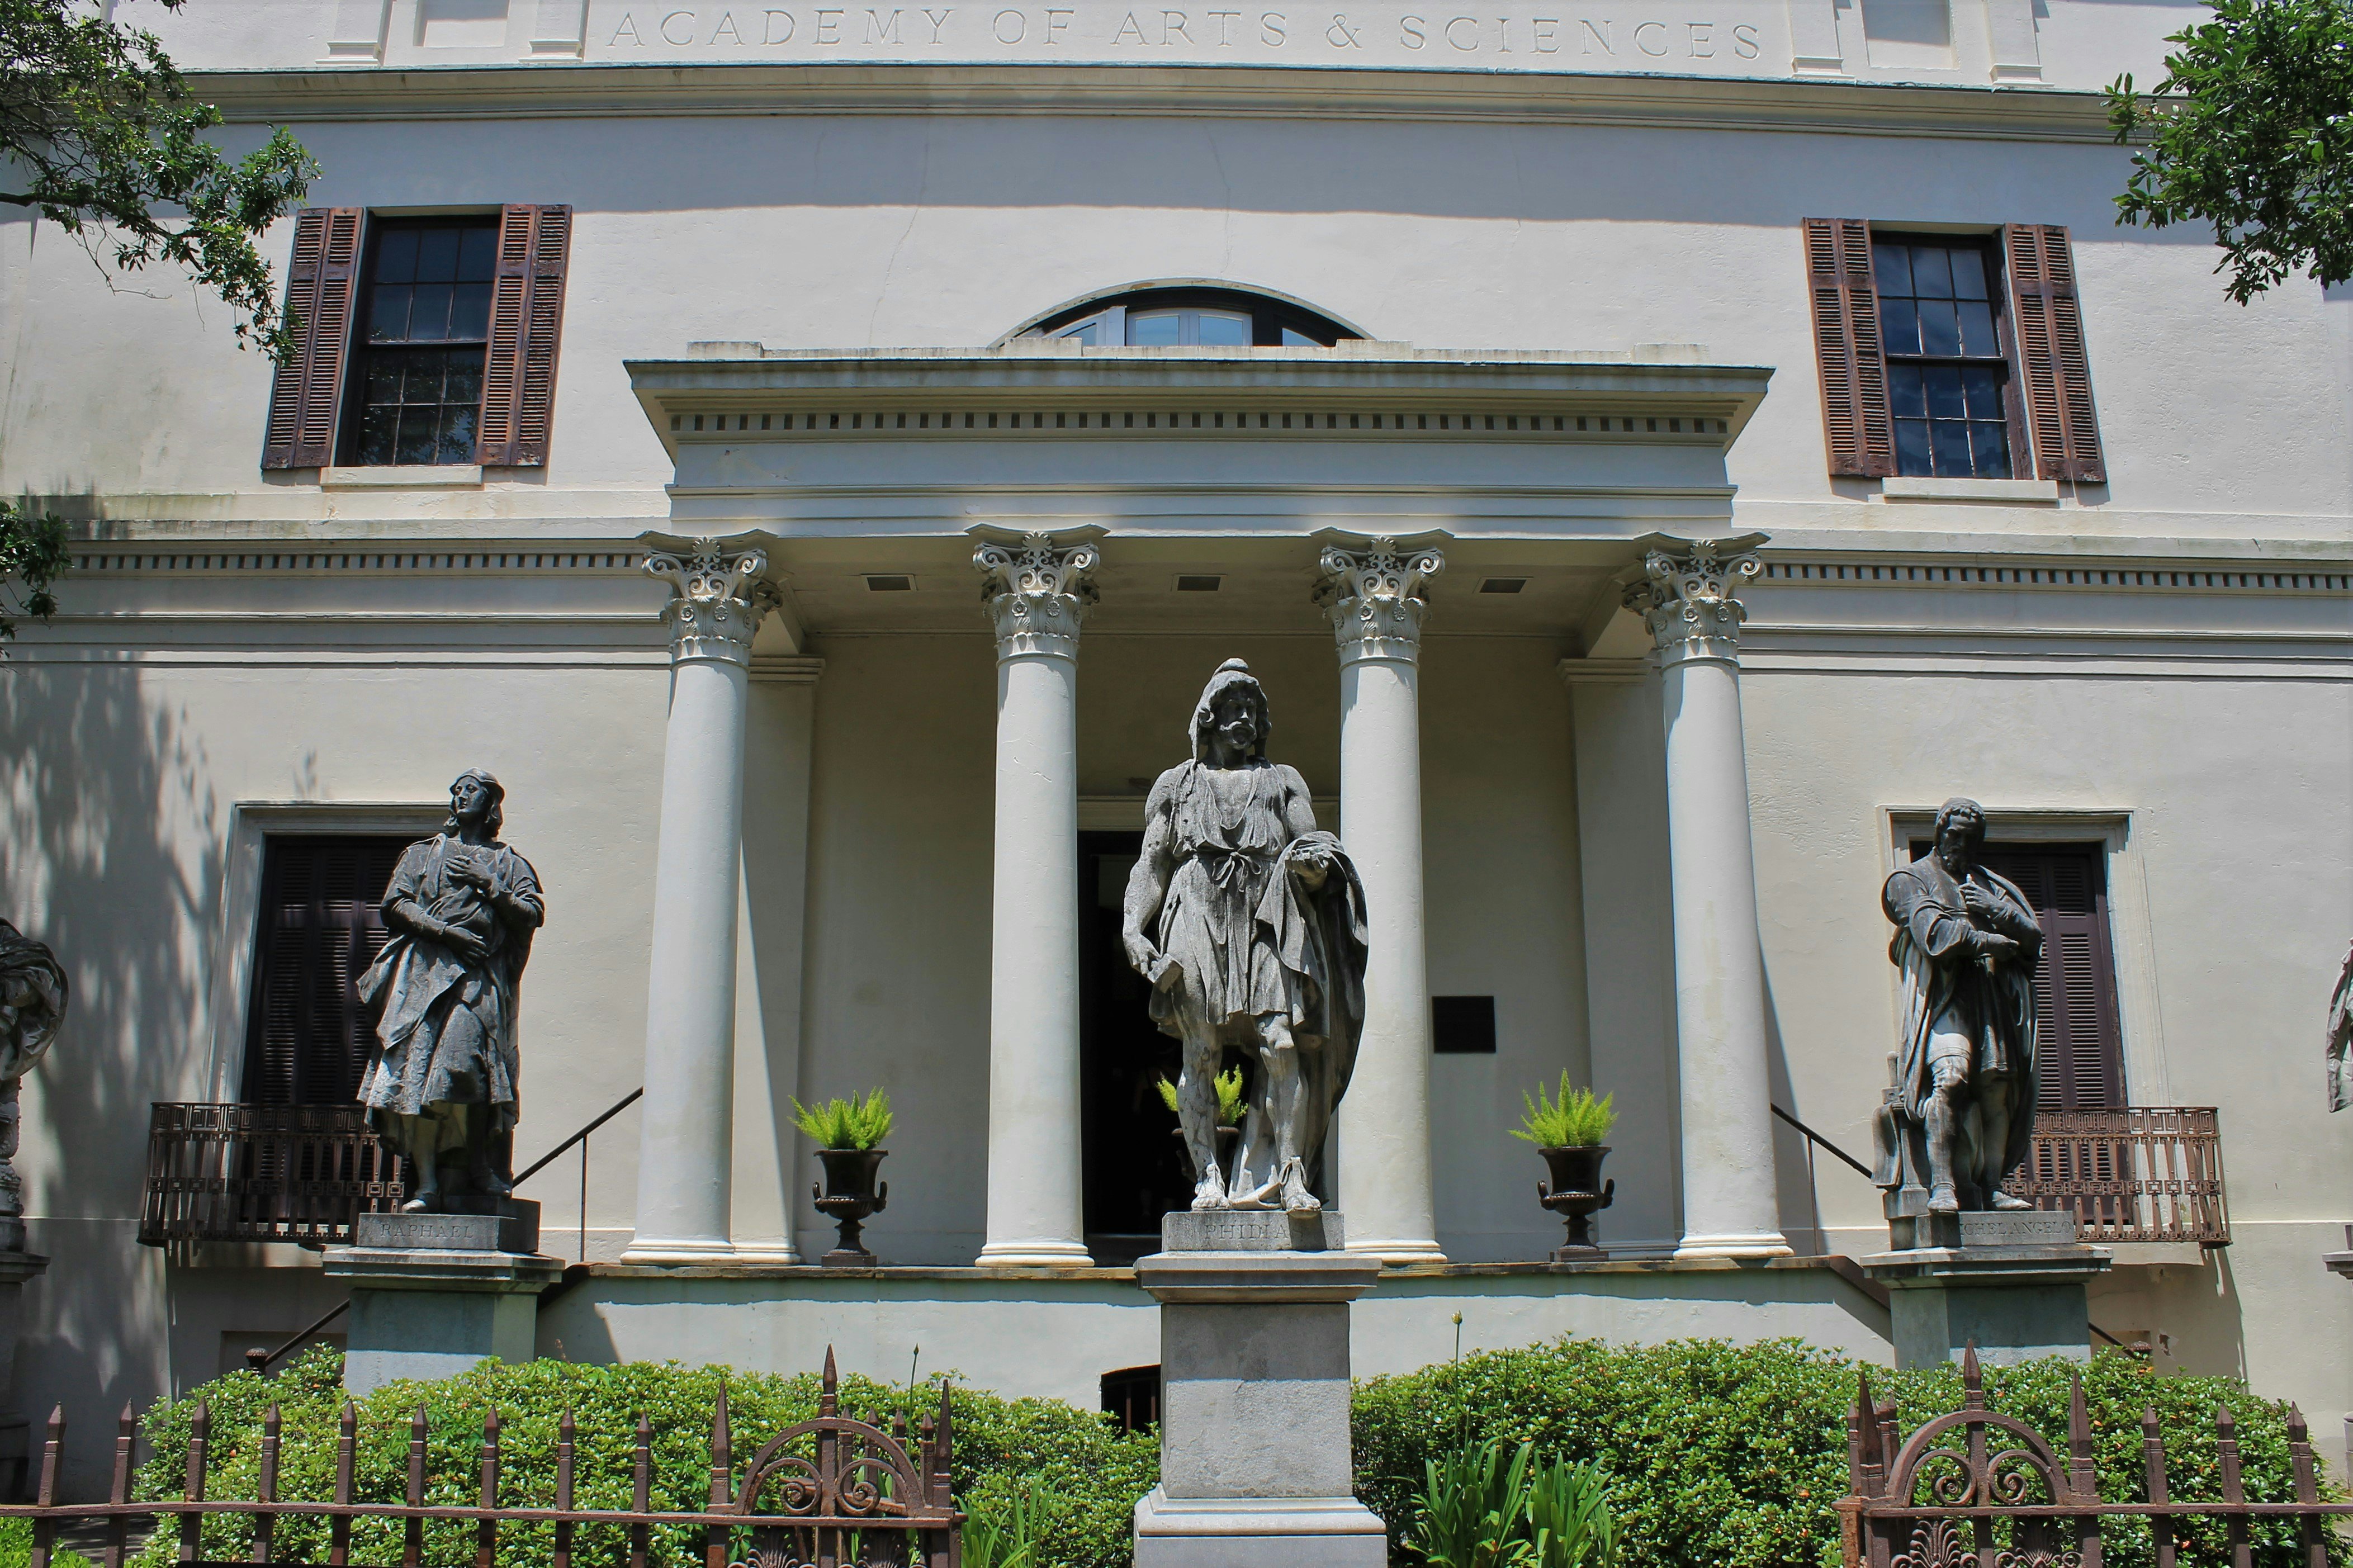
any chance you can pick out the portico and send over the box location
[618,343,1789,1268]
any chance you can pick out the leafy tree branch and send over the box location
[3,0,318,357]
[2108,0,2353,303]
[0,500,66,642]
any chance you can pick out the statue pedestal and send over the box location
[1863,1212,2109,1370]
[322,1202,561,1394]
[0,1250,48,1499]
[1133,1212,1386,1568]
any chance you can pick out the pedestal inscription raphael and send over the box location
[1876,798,2042,1218]
[358,770,543,1214]
[1122,659,1369,1215]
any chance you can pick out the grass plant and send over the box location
[790,1089,893,1150]
[1510,1076,1616,1149]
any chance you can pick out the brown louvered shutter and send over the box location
[476,203,573,467]
[2003,225,2106,482]
[1802,217,1896,477]
[241,836,412,1106]
[259,209,364,470]
[1976,845,2126,1109]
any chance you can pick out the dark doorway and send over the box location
[1078,831,1193,1259]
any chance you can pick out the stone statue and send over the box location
[1875,798,2043,1220]
[1122,659,1369,1215]
[0,923,67,1250]
[358,770,544,1213]
[2328,940,2352,1113]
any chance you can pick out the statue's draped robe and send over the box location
[1881,857,2042,1193]
[2328,941,2353,1114]
[1144,759,1368,1186]
[358,835,541,1138]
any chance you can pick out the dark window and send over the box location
[342,219,499,466]
[1874,236,2016,479]
[1022,287,1357,348]
[1908,840,2124,1109]
[1101,1365,1161,1433]
[1432,996,1498,1054]
[242,836,413,1106]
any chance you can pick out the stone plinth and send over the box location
[1159,1211,1344,1253]
[1133,1214,1386,1568]
[324,1203,561,1394]
[1863,1212,2109,1370]
[0,1250,49,1495]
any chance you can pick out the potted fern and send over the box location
[1512,1074,1617,1261]
[1156,1067,1246,1184]
[795,1088,893,1266]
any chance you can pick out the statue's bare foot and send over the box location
[470,1164,513,1200]
[1280,1162,1321,1215]
[1928,1183,1959,1215]
[1190,1168,1230,1211]
[401,1191,439,1215]
[1986,1190,2032,1211]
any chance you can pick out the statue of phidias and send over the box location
[1122,660,1369,1215]
[0,921,67,1250]
[1876,797,2043,1218]
[358,770,543,1213]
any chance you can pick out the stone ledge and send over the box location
[1860,1245,2113,1288]
[323,1248,565,1292]
[1138,1252,1388,1304]
[573,1254,1874,1283]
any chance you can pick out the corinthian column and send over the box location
[973,527,1102,1268]
[1316,532,1447,1265]
[623,542,778,1264]
[1622,534,1791,1259]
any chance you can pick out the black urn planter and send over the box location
[1536,1145,1615,1261]
[812,1147,889,1266]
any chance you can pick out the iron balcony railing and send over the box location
[2011,1106,2229,1247]
[138,1103,402,1249]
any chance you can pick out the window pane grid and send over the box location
[1874,236,2013,479]
[344,217,498,466]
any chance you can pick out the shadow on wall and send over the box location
[0,628,222,1495]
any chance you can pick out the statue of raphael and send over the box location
[358,770,543,1213]
[1122,660,1369,1215]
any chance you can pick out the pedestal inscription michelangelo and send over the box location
[1122,659,1369,1215]
[1874,798,2042,1223]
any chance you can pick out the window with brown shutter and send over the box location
[240,836,414,1106]
[258,205,572,471]
[260,208,364,470]
[2004,225,2106,482]
[1802,217,1896,477]
[1908,839,2127,1108]
[1806,219,2105,485]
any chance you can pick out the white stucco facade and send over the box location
[3,0,2350,1500]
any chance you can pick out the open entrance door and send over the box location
[1078,831,1194,1259]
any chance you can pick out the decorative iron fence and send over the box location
[3,1349,960,1568]
[2013,1107,2229,1247]
[138,1104,403,1249]
[1839,1347,2343,1568]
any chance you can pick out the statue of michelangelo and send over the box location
[1121,660,1369,1215]
[358,770,543,1213]
[1876,798,2043,1218]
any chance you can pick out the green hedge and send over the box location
[1351,1338,2344,1568]
[122,1338,2338,1568]
[127,1347,1156,1568]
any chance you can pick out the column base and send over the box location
[1133,1488,1386,1568]
[618,1235,739,1265]
[975,1239,1096,1268]
[1344,1237,1447,1266]
[1673,1230,1795,1260]
[727,1242,805,1265]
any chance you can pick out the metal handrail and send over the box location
[513,1087,643,1186]
[242,1298,351,1376]
[1772,1103,1875,1179]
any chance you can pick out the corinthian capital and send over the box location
[973,529,1101,661]
[1315,533,1446,666]
[646,542,780,666]
[1621,534,1765,667]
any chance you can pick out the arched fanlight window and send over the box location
[1011,285,1361,348]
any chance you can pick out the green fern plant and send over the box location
[1154,1067,1246,1125]
[791,1088,894,1150]
[1511,1074,1616,1149]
